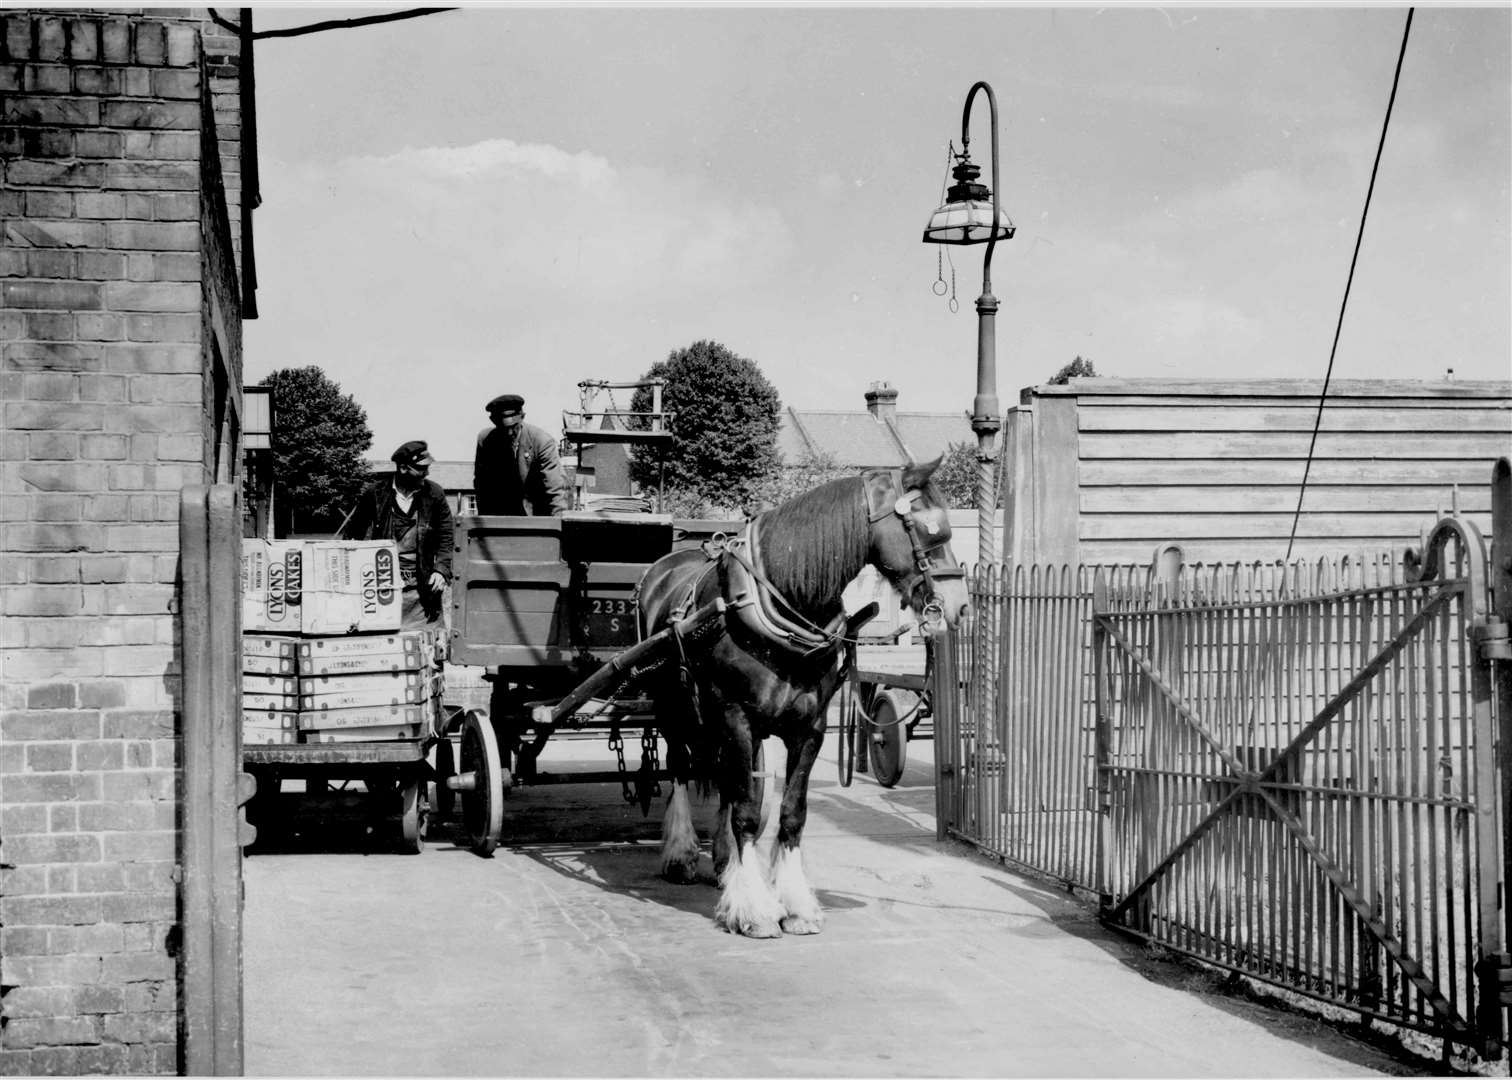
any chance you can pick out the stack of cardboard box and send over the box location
[296,634,435,742]
[241,538,437,744]
[243,634,301,745]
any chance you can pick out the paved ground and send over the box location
[243,737,1429,1077]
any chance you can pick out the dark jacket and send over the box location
[340,476,455,601]
[473,421,569,516]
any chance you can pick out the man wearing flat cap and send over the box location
[474,394,568,517]
[341,440,455,632]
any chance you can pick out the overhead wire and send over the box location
[251,8,459,40]
[1284,7,1415,563]
[209,7,458,39]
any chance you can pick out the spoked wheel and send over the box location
[399,779,425,855]
[867,689,914,788]
[454,709,506,857]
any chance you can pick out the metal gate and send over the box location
[934,458,1512,1054]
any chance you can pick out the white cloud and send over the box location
[245,137,797,460]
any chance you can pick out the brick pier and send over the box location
[1,9,250,1073]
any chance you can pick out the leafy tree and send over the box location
[629,340,781,512]
[934,440,994,509]
[1049,355,1099,385]
[261,366,373,535]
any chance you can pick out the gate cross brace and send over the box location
[1254,585,1456,785]
[1101,583,1457,921]
[1098,588,1475,1041]
[1254,785,1476,1043]
[1096,615,1251,780]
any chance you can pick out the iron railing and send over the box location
[935,460,1511,1054]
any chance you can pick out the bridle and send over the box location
[863,468,964,632]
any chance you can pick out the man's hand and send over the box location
[428,572,447,593]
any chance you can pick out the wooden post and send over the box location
[180,488,213,1075]
[181,485,248,1075]
[935,615,960,842]
[999,405,1035,566]
[1487,457,1512,1052]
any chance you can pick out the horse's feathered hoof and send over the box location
[723,917,783,939]
[780,914,823,935]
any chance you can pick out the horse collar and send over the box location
[720,517,845,656]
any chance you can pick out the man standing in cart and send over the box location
[473,393,568,517]
[341,439,455,634]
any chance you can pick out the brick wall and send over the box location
[1,10,242,1073]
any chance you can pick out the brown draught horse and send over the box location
[636,460,970,937]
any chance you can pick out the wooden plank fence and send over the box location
[935,458,1512,1055]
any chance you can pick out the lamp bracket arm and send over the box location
[960,80,1003,279]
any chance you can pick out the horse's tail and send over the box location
[636,550,721,796]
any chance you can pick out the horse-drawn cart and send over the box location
[841,641,934,788]
[433,510,742,855]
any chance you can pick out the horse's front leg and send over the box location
[712,708,784,938]
[772,726,825,935]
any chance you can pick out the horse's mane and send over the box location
[752,475,870,619]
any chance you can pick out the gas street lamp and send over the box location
[922,80,1014,568]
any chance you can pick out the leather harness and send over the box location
[657,468,961,659]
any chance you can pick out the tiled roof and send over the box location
[428,461,474,493]
[778,408,974,468]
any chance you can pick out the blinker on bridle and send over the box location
[869,484,964,628]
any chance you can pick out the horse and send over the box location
[635,458,970,937]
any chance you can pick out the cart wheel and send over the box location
[867,689,913,788]
[431,736,456,823]
[399,780,425,855]
[458,709,505,857]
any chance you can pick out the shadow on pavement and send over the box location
[982,874,1441,1077]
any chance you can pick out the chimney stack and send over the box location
[865,380,899,423]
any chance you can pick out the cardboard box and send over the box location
[243,707,298,730]
[242,540,305,633]
[298,631,431,676]
[297,703,430,732]
[242,691,299,713]
[244,652,297,677]
[243,634,301,660]
[243,727,300,746]
[243,708,299,744]
[244,673,299,697]
[302,540,401,635]
[302,724,426,743]
[300,682,430,712]
[298,670,427,697]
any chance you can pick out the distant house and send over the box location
[780,380,972,469]
[363,458,484,517]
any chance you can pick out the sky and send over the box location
[239,2,1512,464]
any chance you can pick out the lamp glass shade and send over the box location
[921,199,1015,245]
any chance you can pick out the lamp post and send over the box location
[922,80,1014,568]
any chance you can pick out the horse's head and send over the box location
[862,459,971,637]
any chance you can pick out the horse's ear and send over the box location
[902,455,944,491]
[862,469,897,519]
